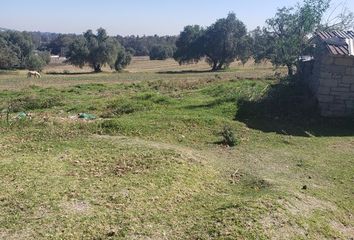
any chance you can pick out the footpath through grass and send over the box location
[0,74,353,239]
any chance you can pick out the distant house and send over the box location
[306,31,354,117]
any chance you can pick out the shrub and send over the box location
[0,44,20,69]
[99,119,123,133]
[38,51,51,64]
[220,126,238,147]
[115,49,132,71]
[25,54,46,71]
[149,45,175,60]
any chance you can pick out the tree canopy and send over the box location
[149,44,175,60]
[252,0,351,75]
[174,25,205,65]
[174,13,251,71]
[0,30,49,70]
[66,28,131,72]
[116,35,177,56]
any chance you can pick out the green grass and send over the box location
[0,67,353,239]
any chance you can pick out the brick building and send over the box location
[308,31,354,117]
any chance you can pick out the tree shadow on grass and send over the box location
[235,79,354,137]
[45,71,99,76]
[157,70,212,74]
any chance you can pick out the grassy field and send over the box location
[0,58,353,239]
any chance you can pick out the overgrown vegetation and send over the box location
[0,66,353,238]
[1,0,354,238]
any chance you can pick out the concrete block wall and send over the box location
[312,55,354,116]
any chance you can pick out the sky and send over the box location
[1,0,354,36]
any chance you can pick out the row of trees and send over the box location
[174,0,353,73]
[0,28,132,72]
[0,31,50,71]
[45,34,177,59]
[116,35,177,57]
[1,0,352,74]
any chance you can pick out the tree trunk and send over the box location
[94,64,102,73]
[216,62,224,71]
[211,61,218,72]
[287,64,293,76]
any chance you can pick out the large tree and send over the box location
[203,13,250,71]
[253,0,332,76]
[0,39,20,69]
[66,28,130,72]
[174,25,205,65]
[174,14,251,71]
[0,31,41,70]
[47,34,76,56]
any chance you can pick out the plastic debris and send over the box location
[78,113,97,120]
[17,112,28,120]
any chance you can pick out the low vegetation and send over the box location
[0,0,354,239]
[0,59,353,239]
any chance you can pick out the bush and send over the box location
[149,45,175,60]
[0,43,20,69]
[25,54,46,71]
[220,126,238,147]
[114,49,132,71]
[38,51,51,64]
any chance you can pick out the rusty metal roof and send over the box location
[316,31,354,55]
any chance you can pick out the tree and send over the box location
[115,49,132,71]
[38,51,51,65]
[47,34,76,56]
[25,53,46,71]
[117,35,177,56]
[0,31,35,69]
[66,28,130,72]
[65,36,89,68]
[203,13,250,70]
[174,14,251,71]
[174,25,205,65]
[320,2,354,31]
[0,40,20,69]
[149,45,175,60]
[253,0,331,76]
[7,31,34,68]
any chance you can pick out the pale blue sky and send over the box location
[1,0,353,35]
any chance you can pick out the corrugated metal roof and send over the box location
[316,31,354,56]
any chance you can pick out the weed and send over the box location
[220,126,239,147]
[101,99,150,118]
[9,95,62,112]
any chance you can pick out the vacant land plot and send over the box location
[0,59,353,239]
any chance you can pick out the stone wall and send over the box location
[310,54,354,117]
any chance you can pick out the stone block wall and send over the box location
[310,55,354,117]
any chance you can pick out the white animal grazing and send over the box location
[27,71,41,78]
